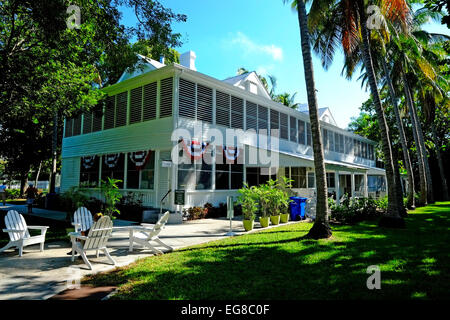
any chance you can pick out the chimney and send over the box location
[180,51,197,71]
[159,55,165,64]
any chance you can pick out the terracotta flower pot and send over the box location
[243,219,254,231]
[259,216,270,228]
[270,215,280,225]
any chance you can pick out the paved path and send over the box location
[0,211,306,300]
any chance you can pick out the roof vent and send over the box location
[180,51,197,71]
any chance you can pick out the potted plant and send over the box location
[267,180,281,226]
[238,183,258,231]
[255,184,271,228]
[279,176,293,223]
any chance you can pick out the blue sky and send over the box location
[120,0,449,129]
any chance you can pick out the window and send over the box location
[115,91,127,127]
[83,112,92,134]
[355,175,364,191]
[101,153,125,188]
[323,129,330,151]
[307,172,315,188]
[177,154,212,191]
[280,113,288,140]
[306,122,312,146]
[216,162,243,190]
[258,105,269,134]
[270,109,279,137]
[285,167,306,188]
[126,151,155,189]
[345,136,354,156]
[298,120,306,145]
[290,116,297,142]
[246,101,258,131]
[159,77,173,118]
[92,104,103,132]
[216,91,230,127]
[104,95,115,130]
[79,156,100,188]
[143,81,157,121]
[197,84,213,123]
[326,172,336,188]
[231,96,244,129]
[72,114,82,136]
[246,167,277,187]
[129,86,143,124]
[65,118,73,137]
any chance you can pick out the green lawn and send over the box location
[84,202,450,300]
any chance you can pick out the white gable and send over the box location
[298,106,338,127]
[222,72,271,100]
[116,54,165,84]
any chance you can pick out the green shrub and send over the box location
[331,196,382,224]
[6,189,20,199]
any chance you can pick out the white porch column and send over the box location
[351,173,355,199]
[335,171,340,205]
[364,173,369,198]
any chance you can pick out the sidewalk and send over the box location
[0,207,306,300]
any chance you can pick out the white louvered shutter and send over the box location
[216,91,230,127]
[306,122,312,146]
[115,91,127,127]
[179,78,195,119]
[231,96,243,129]
[83,112,92,134]
[246,101,258,131]
[160,77,173,118]
[270,109,279,137]
[104,95,115,130]
[290,116,297,142]
[130,86,143,124]
[280,112,288,140]
[298,119,305,145]
[258,105,268,134]
[143,81,157,121]
[73,114,82,136]
[65,118,73,137]
[197,84,213,123]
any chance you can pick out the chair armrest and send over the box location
[70,233,88,241]
[27,226,49,230]
[2,229,25,233]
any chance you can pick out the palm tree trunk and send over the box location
[431,124,449,200]
[359,6,403,226]
[381,59,415,209]
[296,0,331,239]
[407,86,434,204]
[402,73,427,205]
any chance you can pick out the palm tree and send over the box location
[307,0,406,226]
[276,92,300,109]
[286,0,331,239]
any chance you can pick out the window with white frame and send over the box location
[101,153,125,188]
[126,151,155,189]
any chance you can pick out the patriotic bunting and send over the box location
[104,153,121,168]
[223,146,240,162]
[181,139,210,160]
[129,150,152,171]
[81,156,97,169]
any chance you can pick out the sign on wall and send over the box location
[174,189,185,206]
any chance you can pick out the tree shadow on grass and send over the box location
[84,203,450,300]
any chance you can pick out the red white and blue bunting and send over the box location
[81,156,97,170]
[223,146,240,162]
[129,150,152,171]
[104,153,121,168]
[181,139,210,161]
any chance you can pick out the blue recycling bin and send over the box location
[289,197,307,221]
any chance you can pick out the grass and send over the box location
[46,202,450,299]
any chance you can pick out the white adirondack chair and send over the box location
[129,211,173,254]
[0,210,49,257]
[70,215,115,270]
[72,207,93,233]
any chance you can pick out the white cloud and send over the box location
[228,32,283,61]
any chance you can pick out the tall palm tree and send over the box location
[286,0,331,239]
[307,0,406,226]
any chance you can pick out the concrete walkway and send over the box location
[0,209,306,300]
